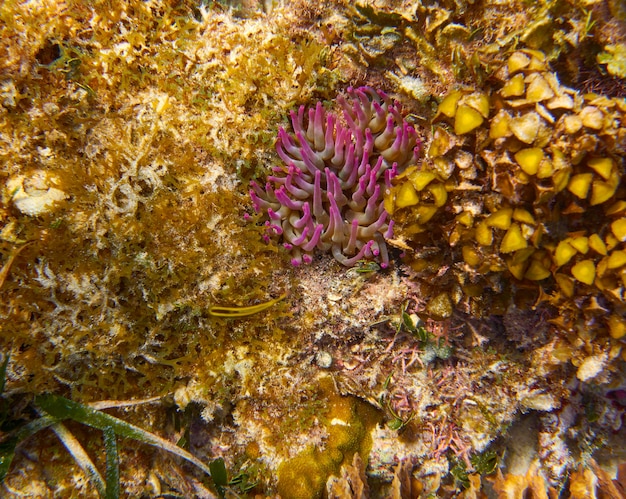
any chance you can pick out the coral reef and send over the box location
[250,86,420,267]
[386,49,626,347]
[1,0,625,498]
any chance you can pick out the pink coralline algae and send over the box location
[250,87,421,267]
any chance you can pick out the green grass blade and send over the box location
[34,394,213,477]
[103,426,120,499]
[49,422,106,497]
[0,414,58,482]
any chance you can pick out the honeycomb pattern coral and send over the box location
[385,50,626,342]
[250,87,420,267]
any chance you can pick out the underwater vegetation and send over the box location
[386,49,626,348]
[1,0,626,497]
[250,86,420,267]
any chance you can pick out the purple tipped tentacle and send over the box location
[332,240,374,267]
[326,169,348,208]
[277,127,303,160]
[289,106,306,136]
[290,202,312,229]
[296,131,326,174]
[250,188,275,213]
[369,101,387,133]
[364,184,381,221]
[355,129,375,180]
[319,114,336,161]
[326,191,346,245]
[374,233,390,268]
[308,102,326,151]
[359,209,388,238]
[274,186,303,211]
[384,163,399,187]
[312,170,325,220]
[374,116,396,151]
[384,219,395,239]
[367,156,384,195]
[349,176,367,211]
[337,142,356,186]
[302,223,324,252]
[330,126,349,169]
[264,220,283,236]
[283,169,310,200]
[345,218,359,254]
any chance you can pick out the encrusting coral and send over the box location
[250,86,420,267]
[385,49,626,345]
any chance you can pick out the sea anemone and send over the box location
[250,87,421,267]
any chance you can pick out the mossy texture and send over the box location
[1,0,626,498]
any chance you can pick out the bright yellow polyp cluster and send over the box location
[385,50,626,341]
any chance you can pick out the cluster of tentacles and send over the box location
[250,87,420,267]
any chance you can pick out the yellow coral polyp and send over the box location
[536,158,554,179]
[571,260,596,285]
[554,240,577,267]
[507,259,527,280]
[611,218,626,241]
[475,221,493,246]
[500,223,528,253]
[437,90,462,118]
[607,250,626,269]
[587,157,613,180]
[395,182,419,209]
[569,236,589,254]
[508,51,530,73]
[489,110,512,138]
[456,211,473,227]
[416,204,439,224]
[486,208,513,230]
[514,148,544,176]
[465,92,490,118]
[455,105,484,135]
[588,234,608,255]
[409,170,437,191]
[462,245,482,267]
[526,74,555,102]
[513,208,535,225]
[501,74,525,98]
[555,273,575,298]
[606,200,626,216]
[427,182,448,207]
[524,259,551,280]
[608,315,626,339]
[590,176,619,206]
[567,173,593,199]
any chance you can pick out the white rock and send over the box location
[576,353,607,382]
[5,170,66,216]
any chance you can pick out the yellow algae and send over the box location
[500,224,528,253]
[567,173,593,199]
[409,170,437,191]
[611,218,626,241]
[514,148,544,175]
[395,182,420,209]
[525,260,551,280]
[508,51,531,73]
[486,208,513,230]
[501,74,525,98]
[571,260,596,285]
[455,105,484,135]
[554,240,578,267]
[587,158,613,180]
[588,234,608,255]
